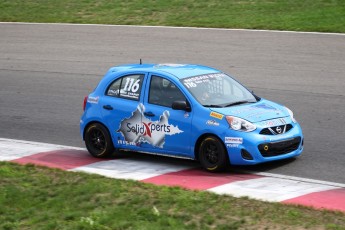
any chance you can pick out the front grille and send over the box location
[258,137,301,157]
[259,124,293,135]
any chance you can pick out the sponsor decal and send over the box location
[246,111,270,119]
[210,111,224,120]
[108,76,143,100]
[120,77,141,100]
[206,120,220,126]
[232,103,282,116]
[253,103,278,111]
[232,106,259,115]
[184,112,190,118]
[182,73,226,88]
[156,63,187,68]
[226,144,239,148]
[260,118,286,127]
[117,103,183,148]
[87,96,99,104]
[225,137,243,144]
[117,139,138,146]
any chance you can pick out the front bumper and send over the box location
[225,122,304,165]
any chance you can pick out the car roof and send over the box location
[107,63,220,79]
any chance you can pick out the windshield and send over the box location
[181,73,257,107]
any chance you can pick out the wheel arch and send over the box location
[83,121,112,141]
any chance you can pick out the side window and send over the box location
[149,76,186,107]
[106,74,144,101]
[107,78,121,96]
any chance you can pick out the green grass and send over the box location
[0,1,345,228]
[0,0,344,33]
[0,162,344,229]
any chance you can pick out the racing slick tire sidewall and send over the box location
[199,136,228,172]
[85,123,114,158]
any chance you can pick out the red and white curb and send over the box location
[1,138,345,212]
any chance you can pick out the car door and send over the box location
[140,74,193,158]
[100,72,147,151]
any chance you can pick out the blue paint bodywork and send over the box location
[80,64,303,165]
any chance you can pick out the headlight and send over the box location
[284,107,297,123]
[226,116,256,132]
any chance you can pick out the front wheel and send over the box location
[199,136,229,172]
[84,123,114,158]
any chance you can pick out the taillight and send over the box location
[83,96,88,111]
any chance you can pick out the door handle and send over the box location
[144,111,155,117]
[103,105,113,110]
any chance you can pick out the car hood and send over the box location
[210,99,289,123]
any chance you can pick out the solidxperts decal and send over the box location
[117,104,183,148]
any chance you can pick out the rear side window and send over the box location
[106,74,144,101]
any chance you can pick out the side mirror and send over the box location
[172,100,191,112]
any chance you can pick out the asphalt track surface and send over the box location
[1,23,345,184]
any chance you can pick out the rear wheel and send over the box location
[199,136,228,172]
[84,123,114,158]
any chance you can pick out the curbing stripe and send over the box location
[142,168,262,190]
[12,149,106,170]
[0,137,81,161]
[1,138,345,212]
[72,159,192,181]
[283,188,345,212]
[208,177,336,202]
[254,171,345,188]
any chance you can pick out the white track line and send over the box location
[0,22,344,36]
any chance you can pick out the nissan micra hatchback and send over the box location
[80,64,303,171]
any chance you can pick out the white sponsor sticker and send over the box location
[259,118,286,127]
[226,144,239,148]
[87,96,99,104]
[206,120,220,126]
[225,137,243,144]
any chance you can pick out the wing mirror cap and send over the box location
[172,100,191,112]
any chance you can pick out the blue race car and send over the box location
[80,63,303,171]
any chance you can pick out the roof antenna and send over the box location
[140,59,142,65]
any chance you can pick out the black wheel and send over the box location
[199,136,228,172]
[84,123,114,158]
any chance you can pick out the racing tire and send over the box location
[199,136,229,172]
[84,123,115,158]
